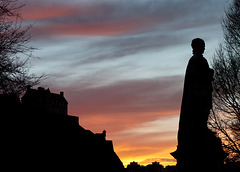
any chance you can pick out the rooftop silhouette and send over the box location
[126,161,165,172]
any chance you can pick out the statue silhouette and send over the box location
[178,38,214,147]
[171,38,226,172]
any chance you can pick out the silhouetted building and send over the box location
[126,161,164,172]
[1,87,124,172]
[127,161,142,172]
[163,166,177,172]
[22,86,68,116]
[147,161,163,172]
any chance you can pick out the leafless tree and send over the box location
[209,0,240,162]
[0,0,43,95]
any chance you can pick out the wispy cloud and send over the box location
[71,33,187,65]
[24,0,226,71]
[23,0,224,37]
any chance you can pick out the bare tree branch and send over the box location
[0,0,44,95]
[210,0,240,162]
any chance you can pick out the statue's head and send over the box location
[191,38,205,55]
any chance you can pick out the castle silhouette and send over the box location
[1,86,124,172]
[22,86,68,116]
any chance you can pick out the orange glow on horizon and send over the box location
[115,146,177,167]
[73,109,179,167]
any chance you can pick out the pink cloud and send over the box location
[21,0,225,38]
[22,3,75,21]
[21,0,170,37]
[67,76,182,116]
[29,17,158,37]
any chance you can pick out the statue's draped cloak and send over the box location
[178,54,214,147]
[172,53,226,172]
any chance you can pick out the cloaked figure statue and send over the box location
[171,38,226,172]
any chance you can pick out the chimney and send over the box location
[60,91,64,97]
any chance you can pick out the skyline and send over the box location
[21,0,230,166]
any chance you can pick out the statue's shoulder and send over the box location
[189,55,208,64]
[188,55,199,65]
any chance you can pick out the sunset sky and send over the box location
[21,0,230,167]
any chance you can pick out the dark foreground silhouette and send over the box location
[1,87,124,172]
[171,38,227,172]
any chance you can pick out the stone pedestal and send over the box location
[171,129,227,172]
